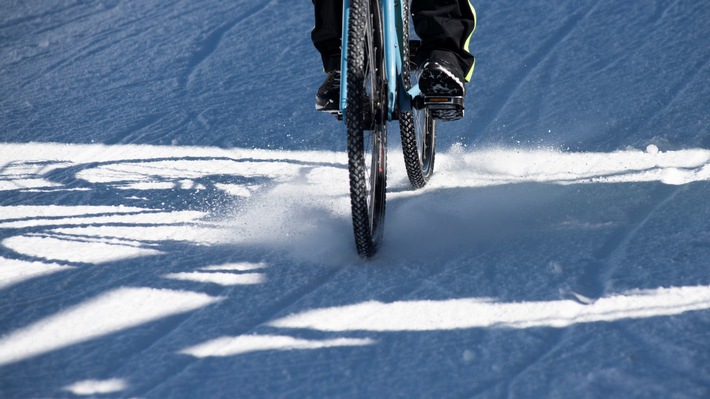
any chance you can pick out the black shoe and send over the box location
[419,60,465,121]
[316,70,340,113]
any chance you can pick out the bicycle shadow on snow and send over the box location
[145,162,710,398]
[1,143,710,397]
[0,141,368,397]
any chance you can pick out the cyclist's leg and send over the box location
[312,0,343,72]
[312,0,343,112]
[411,0,475,120]
[411,0,476,81]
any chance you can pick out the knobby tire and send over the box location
[346,0,387,258]
[398,1,436,188]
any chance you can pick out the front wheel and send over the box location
[346,0,387,257]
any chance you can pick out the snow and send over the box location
[63,378,128,396]
[269,286,710,331]
[181,335,376,358]
[0,288,223,367]
[1,0,709,397]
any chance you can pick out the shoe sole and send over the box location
[316,99,339,113]
[430,107,463,121]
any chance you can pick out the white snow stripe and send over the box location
[0,258,74,290]
[163,271,266,286]
[63,379,128,396]
[0,288,223,366]
[180,335,375,358]
[269,285,710,332]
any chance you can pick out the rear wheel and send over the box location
[345,0,387,257]
[398,1,436,189]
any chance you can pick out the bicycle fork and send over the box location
[339,0,402,121]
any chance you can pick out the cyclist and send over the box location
[312,0,476,121]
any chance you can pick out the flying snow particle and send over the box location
[462,349,476,364]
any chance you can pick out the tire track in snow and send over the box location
[477,1,600,134]
[614,321,710,390]
[572,183,681,302]
[0,2,112,34]
[500,329,568,398]
[648,0,682,26]
[457,329,566,399]
[17,4,142,84]
[181,0,275,91]
[637,56,710,137]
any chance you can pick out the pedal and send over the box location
[316,105,343,120]
[423,96,464,121]
[423,95,464,109]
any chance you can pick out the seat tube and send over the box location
[383,0,400,119]
[340,0,351,116]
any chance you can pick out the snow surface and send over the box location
[1,0,709,397]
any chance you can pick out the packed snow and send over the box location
[1,0,709,398]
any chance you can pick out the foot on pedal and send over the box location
[419,60,465,121]
[316,70,341,114]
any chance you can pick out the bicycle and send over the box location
[336,0,463,257]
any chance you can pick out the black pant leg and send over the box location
[312,0,343,72]
[312,0,476,79]
[411,0,476,81]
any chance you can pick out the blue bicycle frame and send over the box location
[339,0,415,120]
